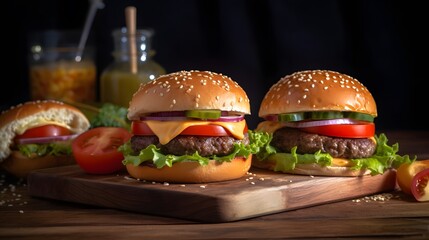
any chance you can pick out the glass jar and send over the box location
[100,28,166,107]
[28,30,97,103]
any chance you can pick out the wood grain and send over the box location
[27,165,396,222]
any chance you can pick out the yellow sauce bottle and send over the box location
[100,28,166,107]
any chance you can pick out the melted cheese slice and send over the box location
[145,120,246,145]
[255,121,287,134]
[331,158,353,167]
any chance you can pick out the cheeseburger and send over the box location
[120,70,262,183]
[0,100,90,178]
[253,70,413,176]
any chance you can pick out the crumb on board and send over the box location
[351,193,400,203]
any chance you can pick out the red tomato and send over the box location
[300,123,375,138]
[15,125,72,139]
[131,121,247,137]
[72,127,132,174]
[411,168,429,201]
[397,160,429,195]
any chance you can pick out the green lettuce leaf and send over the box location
[119,130,269,168]
[254,132,415,175]
[18,141,72,158]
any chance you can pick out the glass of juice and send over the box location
[100,28,165,108]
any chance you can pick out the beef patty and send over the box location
[271,127,376,159]
[130,134,249,157]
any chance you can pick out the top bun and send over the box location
[258,70,377,118]
[0,100,90,161]
[128,70,251,120]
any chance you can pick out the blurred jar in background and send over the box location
[100,27,166,107]
[28,30,96,103]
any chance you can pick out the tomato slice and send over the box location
[300,123,375,138]
[397,160,429,195]
[132,121,155,135]
[131,120,247,137]
[15,125,72,139]
[411,168,429,201]
[72,127,132,174]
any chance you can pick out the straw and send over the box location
[125,6,138,74]
[75,0,105,62]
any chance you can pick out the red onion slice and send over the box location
[141,112,245,122]
[284,119,363,128]
[208,115,244,122]
[15,134,79,145]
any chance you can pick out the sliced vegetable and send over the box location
[72,127,132,174]
[343,112,375,122]
[15,134,79,145]
[131,120,240,137]
[411,168,429,201]
[185,110,221,120]
[283,119,363,128]
[15,125,72,139]
[140,111,244,122]
[309,111,343,120]
[300,123,375,138]
[266,111,375,123]
[397,160,429,194]
[278,113,305,122]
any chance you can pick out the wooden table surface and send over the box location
[1,130,429,239]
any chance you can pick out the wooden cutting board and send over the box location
[27,165,396,223]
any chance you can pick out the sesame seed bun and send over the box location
[252,158,371,177]
[0,100,90,177]
[127,70,251,120]
[258,70,377,118]
[125,155,252,183]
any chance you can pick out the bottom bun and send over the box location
[1,151,76,178]
[125,155,252,183]
[252,158,371,177]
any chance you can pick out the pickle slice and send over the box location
[186,110,221,120]
[278,113,305,122]
[343,112,374,122]
[276,111,374,122]
[309,111,343,120]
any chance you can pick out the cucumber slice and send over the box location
[185,110,221,120]
[309,111,343,120]
[276,111,374,122]
[278,113,305,122]
[343,112,374,122]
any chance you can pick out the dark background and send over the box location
[2,0,427,131]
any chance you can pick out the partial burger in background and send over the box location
[0,100,90,178]
[253,70,413,176]
[120,70,264,183]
